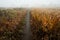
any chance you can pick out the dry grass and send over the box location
[30,8,60,40]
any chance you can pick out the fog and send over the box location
[0,0,60,8]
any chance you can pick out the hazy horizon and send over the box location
[0,0,60,8]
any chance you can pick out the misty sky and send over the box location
[0,0,60,8]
